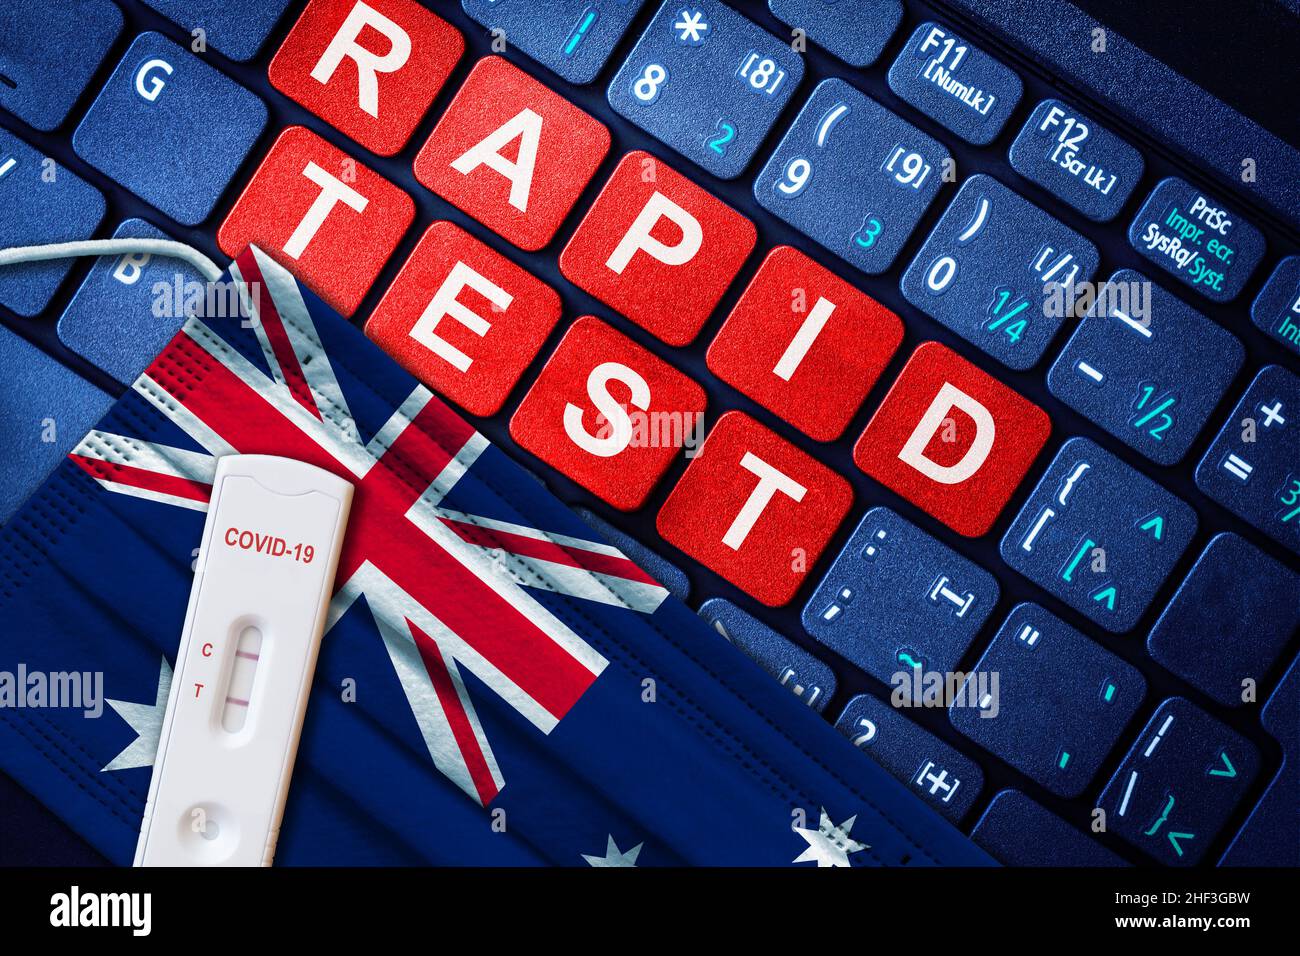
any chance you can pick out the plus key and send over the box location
[1195,365,1300,554]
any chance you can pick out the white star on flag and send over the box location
[101,657,171,772]
[793,808,869,867]
[582,835,643,867]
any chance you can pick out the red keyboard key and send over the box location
[218,126,413,317]
[854,342,1050,537]
[560,150,756,346]
[413,56,609,252]
[269,0,463,157]
[657,411,853,606]
[509,316,707,510]
[707,246,903,441]
[366,221,562,416]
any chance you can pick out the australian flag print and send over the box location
[0,247,989,866]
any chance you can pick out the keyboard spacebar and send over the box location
[937,0,1300,228]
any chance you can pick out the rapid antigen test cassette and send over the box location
[135,454,353,866]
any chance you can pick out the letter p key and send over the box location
[562,151,756,346]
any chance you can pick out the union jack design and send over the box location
[68,247,669,806]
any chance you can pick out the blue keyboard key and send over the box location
[1148,534,1299,708]
[0,324,113,524]
[141,0,292,62]
[698,599,835,712]
[835,694,982,822]
[767,0,901,68]
[1008,99,1144,222]
[755,79,949,274]
[464,0,648,84]
[1263,656,1299,752]
[608,0,803,179]
[886,22,1022,145]
[1128,176,1265,303]
[900,174,1099,370]
[1221,654,1299,866]
[951,603,1145,797]
[802,506,998,687]
[1001,437,1196,632]
[1251,255,1300,355]
[56,219,203,385]
[972,790,1127,866]
[1097,698,1259,865]
[1195,365,1300,554]
[0,131,106,317]
[1047,269,1244,466]
[575,506,690,602]
[73,32,267,226]
[0,0,123,131]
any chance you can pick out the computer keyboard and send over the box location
[0,128,106,316]
[1001,437,1198,632]
[950,602,1146,797]
[1,0,1297,868]
[802,505,999,684]
[76,31,268,225]
[1046,269,1245,466]
[1254,255,1300,353]
[1006,98,1143,223]
[1195,365,1300,552]
[756,77,947,275]
[1097,698,1260,866]
[837,689,985,822]
[900,174,1101,369]
[1147,533,1300,706]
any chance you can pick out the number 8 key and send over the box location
[608,1,803,179]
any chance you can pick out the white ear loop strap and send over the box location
[0,239,224,283]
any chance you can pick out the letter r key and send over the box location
[269,0,464,156]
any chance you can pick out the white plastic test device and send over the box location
[135,454,353,867]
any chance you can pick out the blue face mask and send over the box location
[0,243,988,867]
